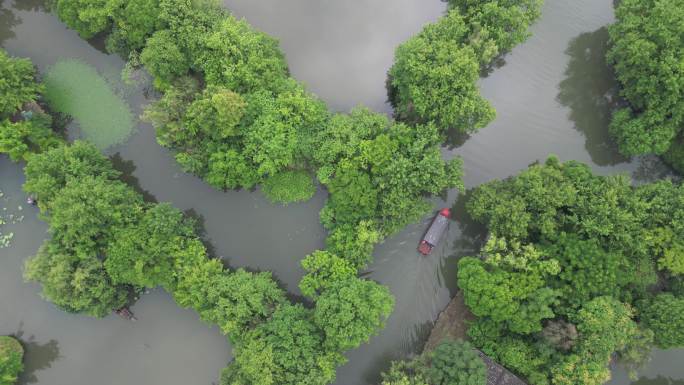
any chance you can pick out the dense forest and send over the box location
[458,158,684,385]
[607,0,684,172]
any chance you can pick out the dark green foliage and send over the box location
[24,173,142,317]
[461,157,684,384]
[24,241,129,317]
[46,176,143,253]
[140,30,190,88]
[380,360,430,385]
[223,304,342,385]
[105,203,197,290]
[201,268,285,340]
[324,220,381,269]
[542,233,622,311]
[447,0,543,63]
[458,237,560,334]
[23,141,120,209]
[108,0,163,54]
[389,11,494,133]
[46,2,465,383]
[315,108,463,237]
[389,0,542,134]
[0,114,62,161]
[640,293,684,348]
[299,251,356,298]
[0,336,24,385]
[607,0,684,157]
[379,340,486,385]
[314,278,394,351]
[0,49,43,118]
[55,0,114,38]
[426,340,486,385]
[196,15,289,93]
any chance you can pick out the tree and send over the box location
[314,277,394,351]
[183,86,246,139]
[542,233,623,312]
[380,360,430,385]
[457,237,560,334]
[24,241,128,317]
[47,176,143,253]
[389,10,495,134]
[447,0,543,64]
[196,15,288,93]
[55,0,115,38]
[0,336,23,385]
[0,49,43,118]
[23,141,120,209]
[104,203,197,290]
[140,29,190,88]
[640,293,684,348]
[299,251,356,298]
[426,340,486,385]
[324,220,382,269]
[107,0,164,54]
[0,114,62,162]
[223,304,343,385]
[606,0,684,157]
[199,269,286,340]
[548,297,642,385]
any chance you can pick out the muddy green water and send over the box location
[0,0,682,384]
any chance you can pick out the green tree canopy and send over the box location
[23,141,120,209]
[55,0,115,38]
[0,336,23,385]
[0,49,43,118]
[389,10,495,133]
[104,203,197,290]
[314,278,394,351]
[0,114,61,162]
[24,241,128,317]
[640,293,684,348]
[223,304,342,385]
[607,0,684,157]
[426,340,486,385]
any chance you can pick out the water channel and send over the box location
[0,0,682,384]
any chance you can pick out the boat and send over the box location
[418,208,450,255]
[114,307,137,321]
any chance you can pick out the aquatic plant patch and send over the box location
[0,190,24,249]
[43,59,134,149]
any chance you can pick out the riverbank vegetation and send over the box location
[457,157,684,385]
[379,340,486,385]
[388,0,543,136]
[0,47,395,385]
[607,0,684,173]
[7,0,547,383]
[43,59,134,149]
[0,336,23,385]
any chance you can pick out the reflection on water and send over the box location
[0,5,19,45]
[632,155,678,185]
[12,325,61,385]
[557,27,626,166]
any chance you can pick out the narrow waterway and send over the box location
[0,1,682,384]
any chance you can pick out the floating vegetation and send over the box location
[0,189,25,248]
[43,59,134,149]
